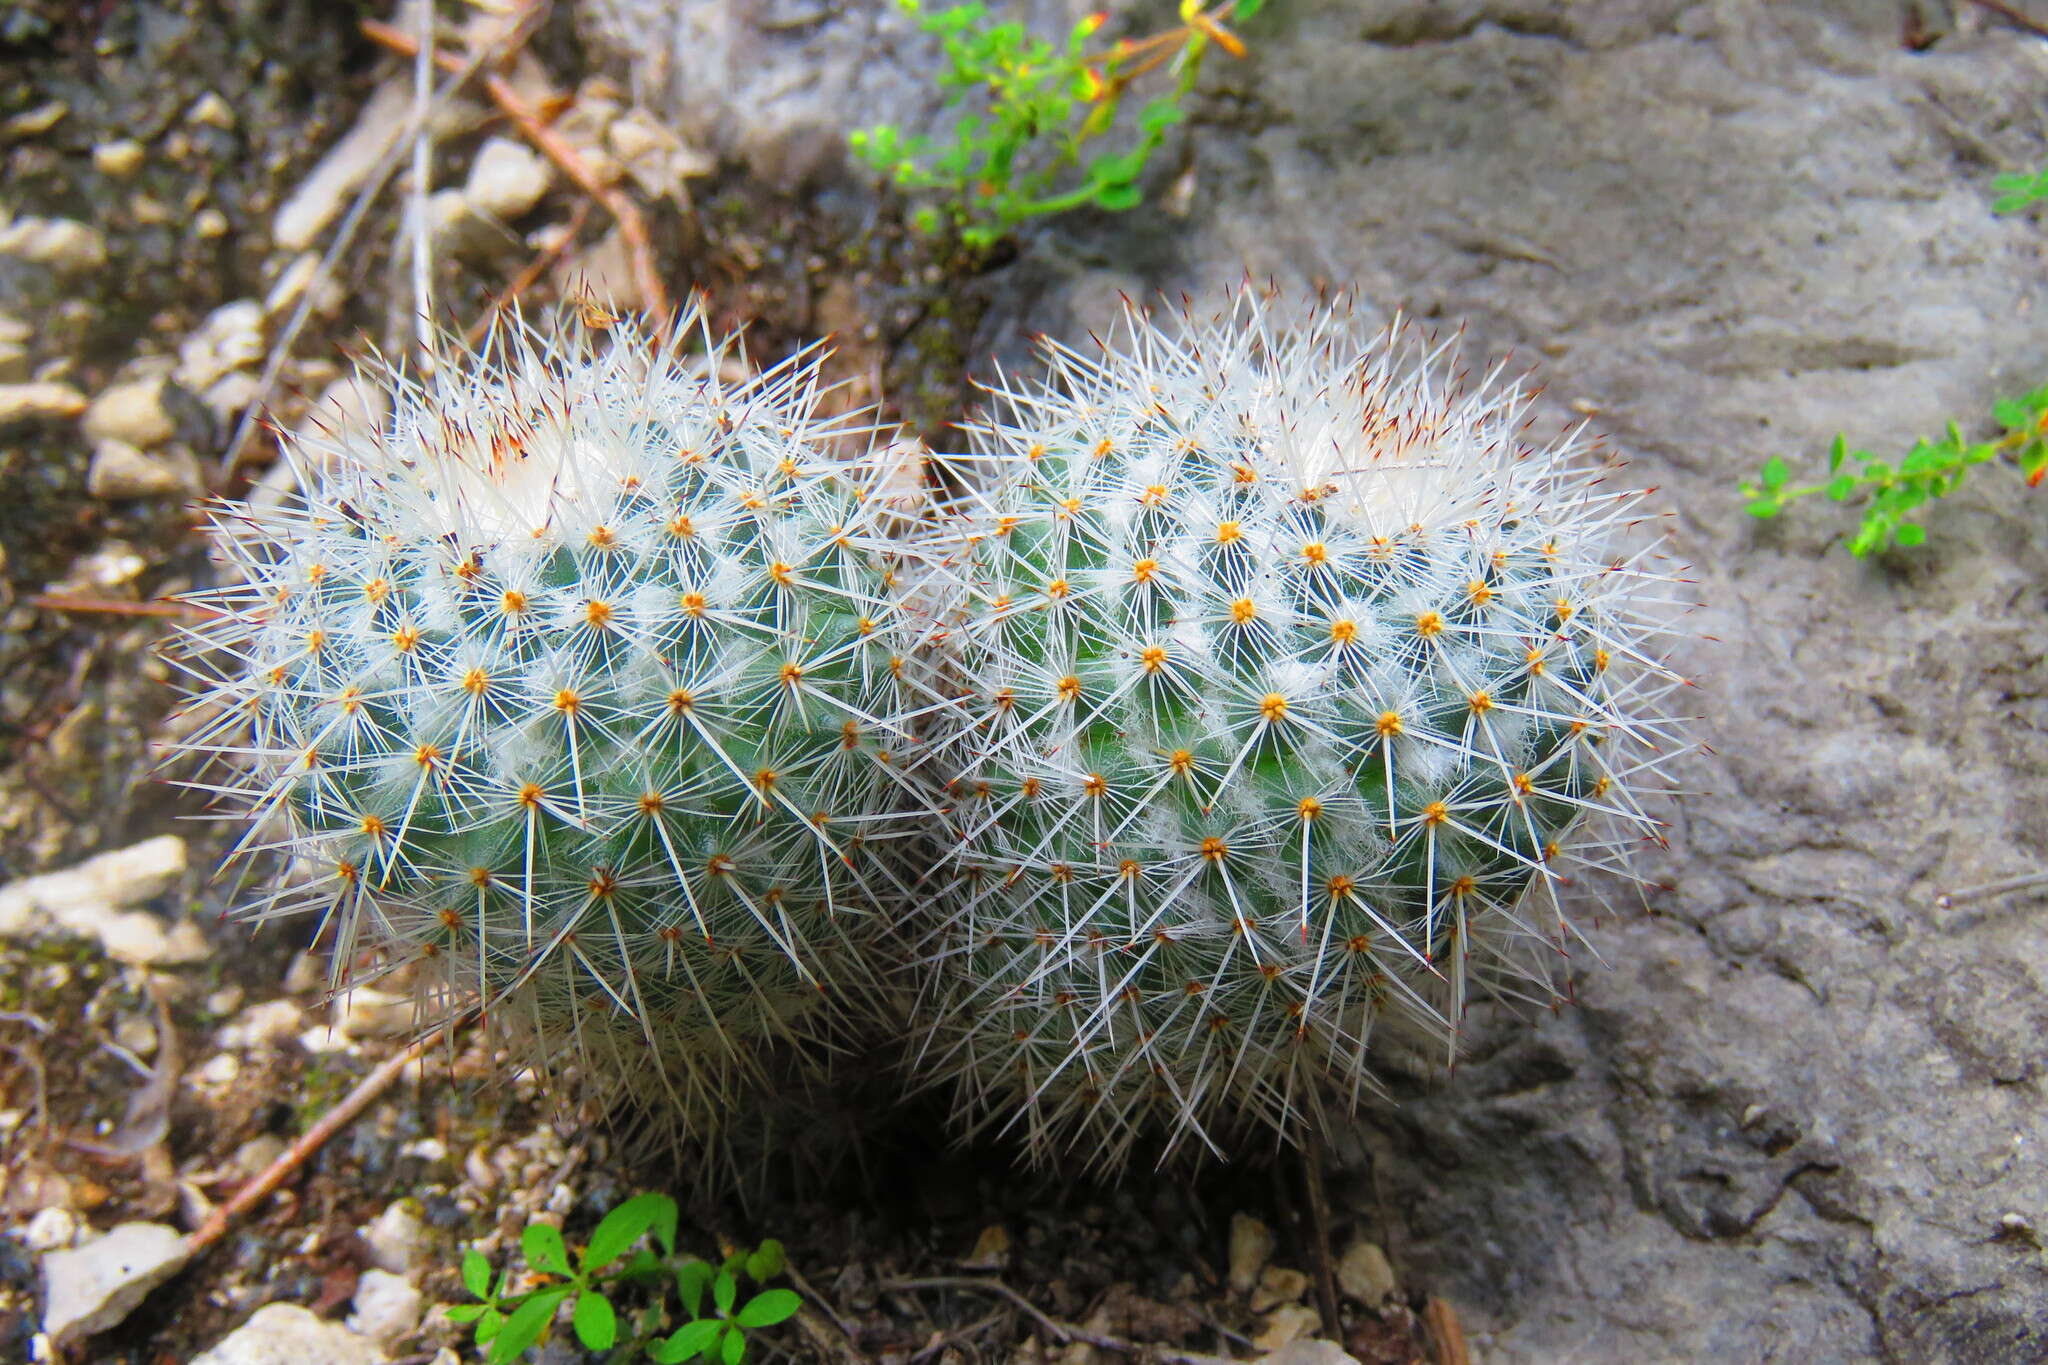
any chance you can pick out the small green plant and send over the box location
[1739,165,2048,555]
[851,0,1262,248]
[1739,384,2048,555]
[448,1193,803,1365]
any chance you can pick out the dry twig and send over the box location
[27,595,211,621]
[185,1006,479,1257]
[879,1278,1243,1365]
[361,18,672,328]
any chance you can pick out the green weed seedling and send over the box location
[448,1194,802,1364]
[852,0,1263,248]
[1739,164,2048,555]
[1739,384,2048,556]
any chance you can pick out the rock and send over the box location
[606,110,712,200]
[191,1303,388,1365]
[92,140,145,178]
[0,214,106,271]
[1255,1343,1360,1365]
[83,375,177,448]
[337,987,415,1040]
[0,836,204,965]
[583,2,2048,1357]
[362,1199,429,1275]
[21,1207,78,1252]
[0,313,29,381]
[463,135,553,222]
[1227,1213,1275,1295]
[218,999,304,1050]
[176,299,265,393]
[347,1268,422,1348]
[87,439,201,500]
[193,208,230,239]
[273,79,414,251]
[1335,1241,1396,1307]
[1249,1266,1310,1313]
[229,1134,287,1181]
[1250,1303,1320,1352]
[0,381,86,423]
[960,1223,1011,1270]
[40,1221,191,1344]
[188,91,235,129]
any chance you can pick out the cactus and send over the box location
[911,290,1692,1169]
[169,306,935,1141]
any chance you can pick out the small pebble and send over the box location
[194,1052,241,1086]
[219,999,302,1051]
[1251,1303,1320,1352]
[1249,1265,1310,1313]
[0,381,87,423]
[113,1014,158,1059]
[83,375,177,448]
[190,1302,386,1365]
[1336,1240,1397,1306]
[193,208,230,239]
[0,216,106,271]
[348,1268,422,1348]
[187,92,236,129]
[363,1199,429,1274]
[230,1134,287,1180]
[88,438,201,500]
[93,140,146,178]
[463,136,553,222]
[21,1206,79,1252]
[961,1224,1012,1270]
[41,1222,192,1345]
[1227,1212,1275,1295]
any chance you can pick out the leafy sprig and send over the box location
[447,1194,801,1365]
[851,0,1264,248]
[1739,383,2048,556]
[1738,163,2048,555]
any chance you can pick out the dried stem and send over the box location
[878,1278,1243,1365]
[185,1007,479,1257]
[361,17,672,329]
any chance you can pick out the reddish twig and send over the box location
[27,595,213,621]
[466,199,592,346]
[184,1006,479,1257]
[1423,1298,1470,1365]
[361,18,672,330]
[1962,0,2048,39]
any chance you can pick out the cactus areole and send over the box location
[912,291,1690,1168]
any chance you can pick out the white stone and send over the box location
[20,1207,78,1253]
[83,375,176,448]
[0,312,28,381]
[176,299,265,392]
[463,136,553,222]
[1227,1212,1276,1295]
[273,80,414,252]
[347,1268,423,1348]
[87,439,201,500]
[193,1052,241,1085]
[40,1221,191,1344]
[219,999,304,1051]
[362,1200,429,1274]
[0,381,86,423]
[191,1303,388,1365]
[0,837,196,964]
[1335,1240,1397,1307]
[337,987,415,1040]
[0,216,106,271]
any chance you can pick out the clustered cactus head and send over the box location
[910,290,1692,1168]
[167,286,1692,1177]
[169,305,938,1139]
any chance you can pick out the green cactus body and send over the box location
[916,293,1690,1167]
[174,311,931,1135]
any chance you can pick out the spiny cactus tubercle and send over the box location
[910,291,1693,1168]
[168,306,943,1131]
